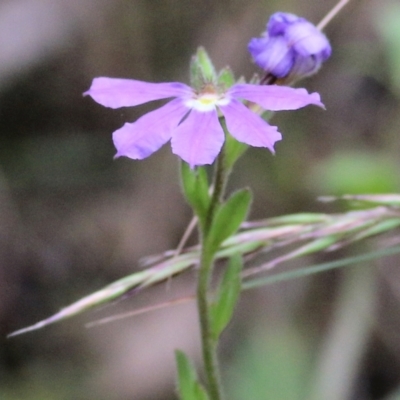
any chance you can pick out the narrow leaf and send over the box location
[242,245,400,290]
[210,254,243,339]
[243,213,330,228]
[206,189,252,254]
[175,350,197,400]
[7,253,198,337]
[349,218,400,241]
[221,119,248,170]
[175,350,209,400]
[193,385,210,400]
[181,162,210,226]
[285,235,340,257]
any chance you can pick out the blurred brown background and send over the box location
[2,0,400,399]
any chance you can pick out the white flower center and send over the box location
[185,92,230,112]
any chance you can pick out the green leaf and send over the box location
[206,188,252,254]
[193,385,210,400]
[190,47,217,89]
[210,254,243,340]
[175,350,209,400]
[181,162,210,227]
[175,350,197,400]
[221,118,248,171]
[217,67,235,89]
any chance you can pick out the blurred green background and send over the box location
[2,0,400,399]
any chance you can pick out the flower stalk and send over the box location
[196,147,229,400]
[197,241,223,400]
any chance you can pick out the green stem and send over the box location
[197,148,228,400]
[197,246,222,400]
[208,148,228,222]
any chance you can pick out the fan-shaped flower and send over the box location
[84,77,323,167]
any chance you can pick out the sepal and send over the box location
[217,67,235,90]
[190,47,217,90]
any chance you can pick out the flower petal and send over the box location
[249,36,295,77]
[113,98,189,159]
[248,36,269,58]
[267,12,300,36]
[291,53,324,78]
[220,99,281,152]
[286,22,331,58]
[228,84,324,111]
[171,109,225,167]
[84,77,193,109]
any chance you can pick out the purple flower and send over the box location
[249,12,331,82]
[84,77,323,167]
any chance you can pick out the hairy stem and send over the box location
[197,148,228,400]
[197,247,223,400]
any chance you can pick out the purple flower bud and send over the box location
[248,12,331,83]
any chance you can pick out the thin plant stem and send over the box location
[208,150,228,227]
[197,147,229,400]
[317,0,350,31]
[197,247,223,400]
[173,186,215,258]
[173,215,198,257]
[85,296,193,328]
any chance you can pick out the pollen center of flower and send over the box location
[185,93,230,112]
